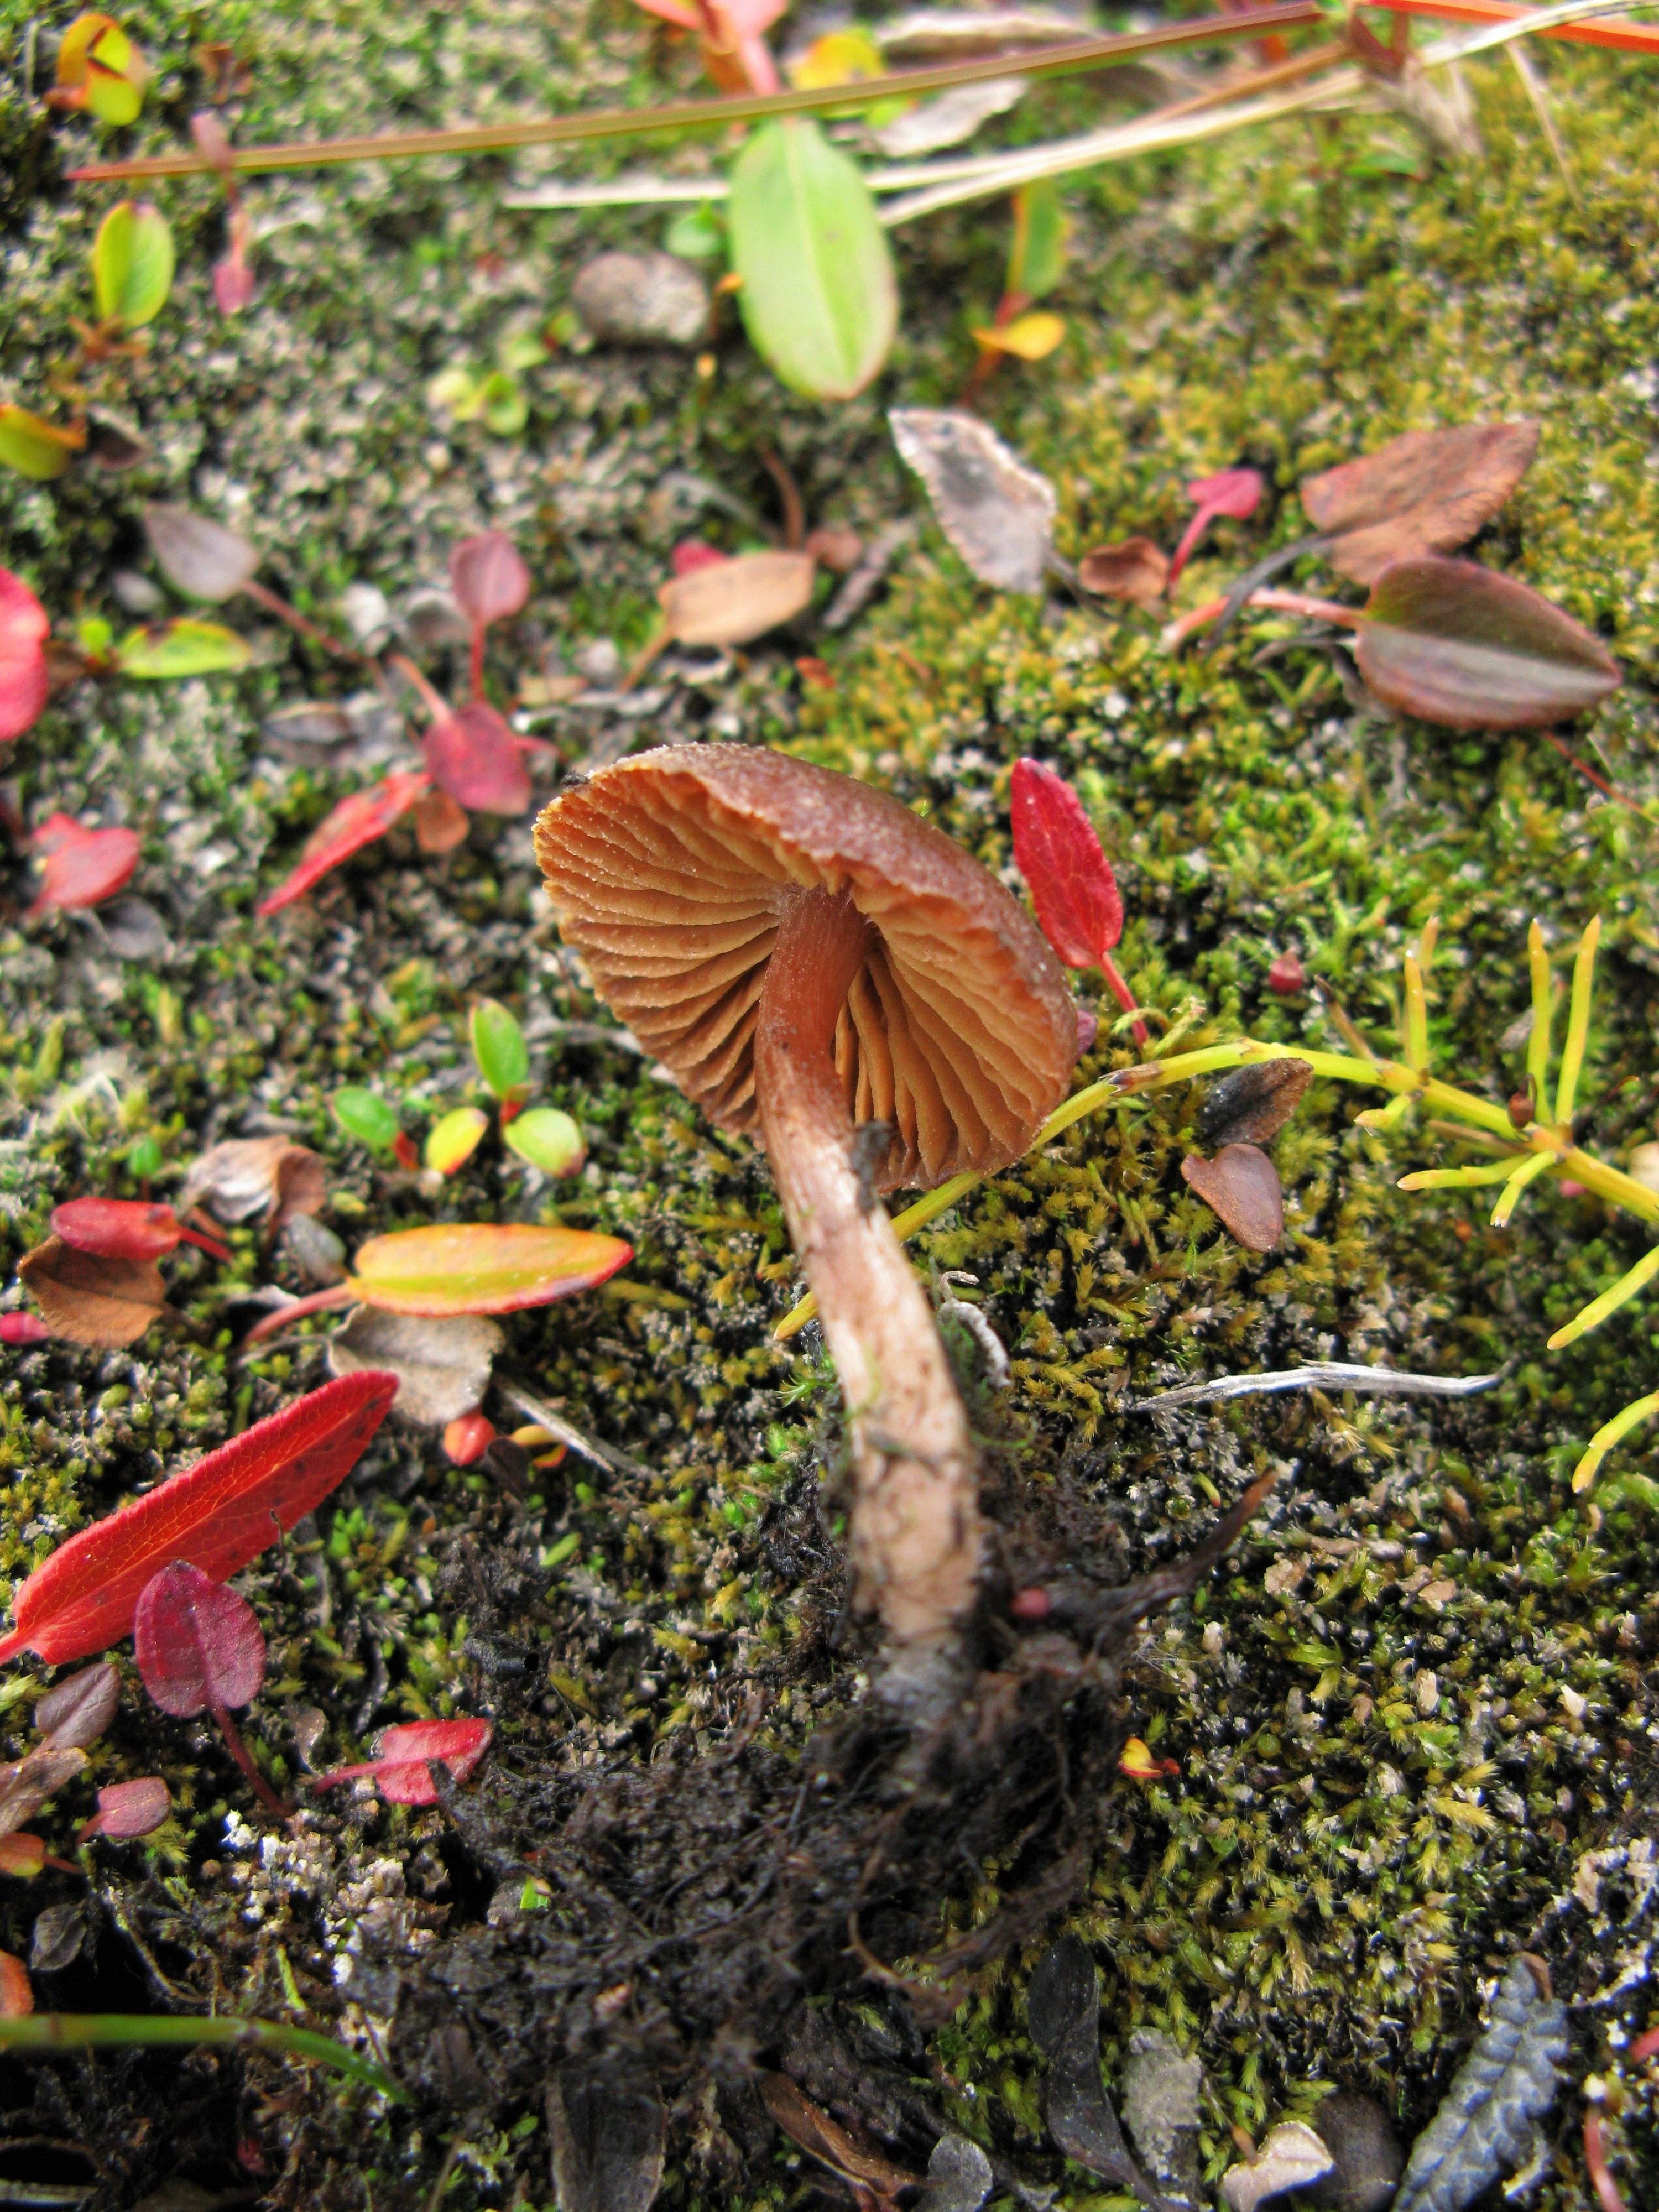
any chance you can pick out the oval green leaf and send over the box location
[92,201,174,331]
[469,999,530,1102]
[347,1223,632,1317]
[503,1107,585,1177]
[0,405,86,483]
[1355,557,1621,731]
[114,619,251,679]
[728,119,897,401]
[331,1088,402,1154]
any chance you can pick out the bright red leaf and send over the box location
[1167,466,1267,588]
[0,1316,49,1346]
[0,1370,398,1665]
[0,571,50,744]
[422,703,532,815]
[1010,757,1123,966]
[671,539,731,577]
[449,533,531,630]
[81,1773,170,1839]
[311,1717,493,1807]
[134,1561,264,1716]
[28,815,139,916]
[51,1197,231,1264]
[257,770,431,916]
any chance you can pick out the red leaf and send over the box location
[0,1952,31,2018]
[1167,466,1266,587]
[51,1198,179,1262]
[82,1773,170,1838]
[0,1370,397,1665]
[257,770,431,915]
[0,570,50,744]
[134,1562,265,1717]
[1010,757,1123,967]
[28,815,139,915]
[671,539,731,577]
[0,1316,49,1345]
[421,704,531,815]
[311,1717,493,1806]
[449,532,531,629]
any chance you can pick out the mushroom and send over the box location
[534,747,1076,1704]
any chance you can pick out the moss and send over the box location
[0,1,1657,2205]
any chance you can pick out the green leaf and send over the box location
[1008,181,1069,301]
[727,119,897,401]
[331,1088,401,1154]
[470,999,529,1103]
[347,1222,632,1317]
[478,371,528,438]
[92,201,174,330]
[665,204,726,263]
[0,405,85,482]
[113,619,250,678]
[503,1107,585,1177]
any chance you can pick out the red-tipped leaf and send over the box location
[422,704,531,815]
[0,571,50,744]
[311,1717,492,1806]
[52,1198,179,1262]
[345,1222,633,1317]
[257,770,431,916]
[134,1562,264,1717]
[0,1370,397,1664]
[449,533,531,629]
[1010,757,1123,967]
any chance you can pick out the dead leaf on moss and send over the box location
[890,407,1056,594]
[759,2073,921,2200]
[1222,2121,1335,2212]
[1301,421,1539,587]
[329,1306,503,1427]
[17,1237,166,1347]
[35,1662,121,1750]
[1027,1937,1143,2189]
[1196,1061,1312,1148]
[1079,536,1169,606]
[0,1747,88,1837]
[547,2063,666,2212]
[1181,1144,1284,1251]
[180,1136,326,1227]
[659,550,816,648]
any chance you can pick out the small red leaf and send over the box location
[1010,757,1124,967]
[422,703,531,815]
[257,770,431,916]
[28,815,139,915]
[0,570,50,744]
[449,532,531,629]
[0,1316,49,1345]
[0,1370,397,1665]
[311,1717,492,1806]
[134,1562,265,1717]
[671,539,731,577]
[0,1952,32,2017]
[82,1774,170,1839]
[1167,466,1266,587]
[51,1198,180,1262]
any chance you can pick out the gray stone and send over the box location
[572,251,709,349]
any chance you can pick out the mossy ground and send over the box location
[0,1,1657,2206]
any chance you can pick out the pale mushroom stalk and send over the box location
[755,886,982,1681]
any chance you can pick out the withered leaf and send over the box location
[143,503,261,604]
[1196,1060,1312,1149]
[759,2073,921,2197]
[659,550,816,648]
[35,1661,121,1750]
[328,1307,503,1428]
[1181,1144,1285,1251]
[28,1899,86,1974]
[17,1237,165,1348]
[547,2063,666,2212]
[1390,1960,1566,2212]
[890,407,1056,595]
[180,1136,326,1227]
[1078,536,1169,607]
[1301,421,1540,587]
[1306,2093,1405,2212]
[413,786,469,854]
[1222,2122,1336,2212]
[0,1746,87,1838]
[1027,1937,1142,2190]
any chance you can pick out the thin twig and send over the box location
[1131,1363,1502,1411]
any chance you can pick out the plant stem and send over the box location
[0,2011,408,2102]
[64,4,1322,181]
[1366,0,1659,53]
[213,1704,295,1823]
[240,580,363,662]
[243,1282,356,1343]
[1165,585,1361,649]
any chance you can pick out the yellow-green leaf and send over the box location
[92,201,174,331]
[1008,180,1069,301]
[0,406,85,483]
[972,311,1065,362]
[425,1107,489,1177]
[503,1108,585,1177]
[53,13,146,125]
[347,1223,633,1317]
[728,119,896,401]
[113,619,251,679]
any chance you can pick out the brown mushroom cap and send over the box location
[534,745,1077,1190]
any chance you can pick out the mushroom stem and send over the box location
[755,888,983,1693]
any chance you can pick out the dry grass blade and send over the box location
[1133,1363,1501,1410]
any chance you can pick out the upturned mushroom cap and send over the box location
[534,745,1077,1190]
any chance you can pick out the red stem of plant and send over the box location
[45,1851,81,1874]
[1583,2111,1628,2212]
[243,1282,356,1344]
[1540,730,1645,817]
[389,652,450,724]
[213,1705,294,1824]
[1629,2025,1659,2065]
[176,1224,233,1261]
[469,623,486,703]
[1166,585,1361,649]
[1098,950,1151,1051]
[240,579,363,662]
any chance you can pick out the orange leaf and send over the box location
[257,770,431,915]
[0,1371,397,1665]
[0,1951,31,2017]
[345,1223,633,1317]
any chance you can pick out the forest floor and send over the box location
[0,0,1657,2207]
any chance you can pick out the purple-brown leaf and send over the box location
[35,1662,121,1750]
[1355,557,1620,731]
[1301,421,1540,587]
[133,1561,265,1717]
[1078,538,1169,607]
[83,1775,170,1839]
[450,532,531,630]
[1182,1144,1284,1251]
[422,703,532,815]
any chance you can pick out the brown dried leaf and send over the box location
[328,1307,503,1427]
[413,786,470,854]
[1222,2122,1336,2212]
[890,407,1056,594]
[547,2063,666,2212]
[35,1662,121,1750]
[1196,1060,1312,1149]
[180,1136,326,1227]
[17,1238,165,1347]
[1079,536,1170,607]
[143,503,261,604]
[658,550,816,648]
[1300,422,1540,587]
[0,1746,87,1838]
[1181,1144,1284,1251]
[759,2074,921,2198]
